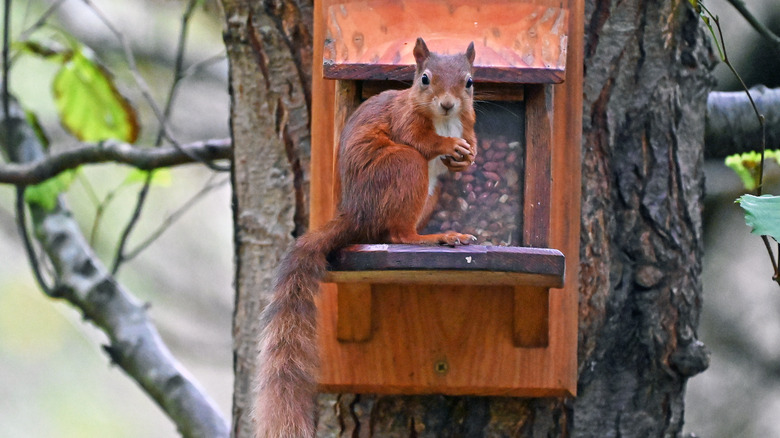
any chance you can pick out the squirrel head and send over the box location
[411,38,475,121]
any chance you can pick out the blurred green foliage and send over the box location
[1,0,231,436]
[725,150,780,191]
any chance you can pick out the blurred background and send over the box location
[0,1,233,436]
[0,0,779,436]
[684,1,780,437]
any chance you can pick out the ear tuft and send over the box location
[465,41,475,65]
[413,38,430,67]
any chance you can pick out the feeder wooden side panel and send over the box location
[549,0,583,396]
[311,0,336,228]
[524,84,553,248]
[331,80,360,207]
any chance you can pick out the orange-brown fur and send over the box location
[255,38,477,437]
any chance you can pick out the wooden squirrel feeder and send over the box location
[311,0,583,397]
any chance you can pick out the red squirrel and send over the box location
[254,38,478,437]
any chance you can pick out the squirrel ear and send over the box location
[465,42,475,65]
[413,38,430,66]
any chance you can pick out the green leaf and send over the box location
[25,169,79,211]
[725,151,764,191]
[123,168,172,187]
[52,48,139,143]
[737,194,780,241]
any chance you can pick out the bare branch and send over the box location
[706,85,780,158]
[0,138,232,184]
[0,95,229,438]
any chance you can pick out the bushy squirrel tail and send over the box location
[254,216,353,438]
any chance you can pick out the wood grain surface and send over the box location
[311,0,582,398]
[323,0,568,83]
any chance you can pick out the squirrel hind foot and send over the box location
[389,231,476,246]
[438,231,477,246]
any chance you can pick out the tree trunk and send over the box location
[575,0,713,435]
[226,0,714,435]
[222,1,313,436]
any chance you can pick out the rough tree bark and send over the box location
[226,0,714,436]
[222,0,313,436]
[575,0,713,436]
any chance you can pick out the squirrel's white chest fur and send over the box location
[428,116,463,195]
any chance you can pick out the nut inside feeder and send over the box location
[424,100,525,246]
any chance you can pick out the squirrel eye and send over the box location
[421,73,430,86]
[466,77,473,89]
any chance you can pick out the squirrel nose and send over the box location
[441,101,455,112]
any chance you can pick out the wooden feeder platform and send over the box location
[326,244,564,287]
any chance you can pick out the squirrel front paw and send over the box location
[450,137,472,159]
[441,154,471,171]
[441,138,476,171]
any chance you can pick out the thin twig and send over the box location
[711,14,767,193]
[123,175,229,262]
[90,191,113,246]
[2,0,10,124]
[17,0,66,41]
[725,0,780,49]
[111,172,151,275]
[762,234,779,277]
[119,0,202,269]
[701,4,778,280]
[155,0,198,145]
[77,172,101,206]
[776,241,780,285]
[78,0,228,171]
[181,52,227,79]
[77,173,109,246]
[111,0,214,276]
[85,175,118,246]
[78,0,165,128]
